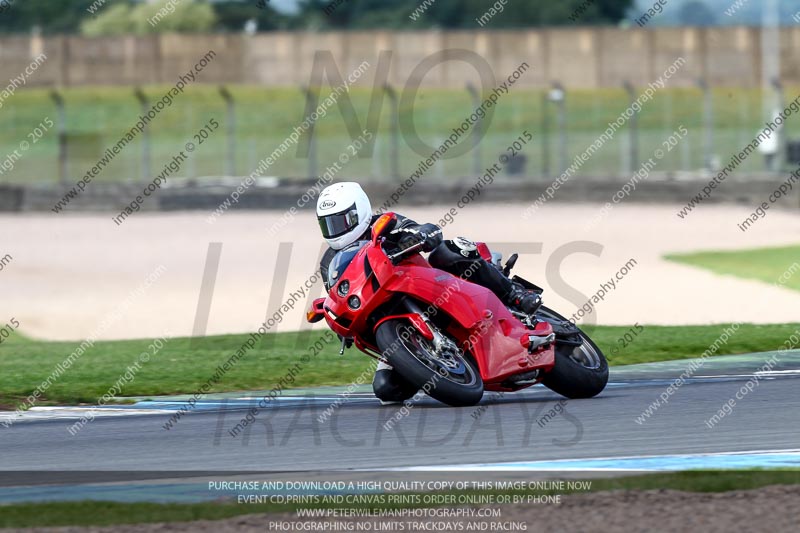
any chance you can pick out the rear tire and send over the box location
[375,320,484,407]
[536,306,608,399]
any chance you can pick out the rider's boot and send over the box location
[468,252,542,314]
[373,361,419,404]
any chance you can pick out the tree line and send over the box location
[0,0,634,35]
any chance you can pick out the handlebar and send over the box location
[385,240,426,264]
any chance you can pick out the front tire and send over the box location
[536,306,608,399]
[375,320,484,407]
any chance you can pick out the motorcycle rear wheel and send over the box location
[376,319,484,407]
[536,306,609,399]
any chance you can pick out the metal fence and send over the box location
[1,82,798,187]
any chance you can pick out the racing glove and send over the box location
[392,223,443,253]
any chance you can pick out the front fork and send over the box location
[403,298,461,356]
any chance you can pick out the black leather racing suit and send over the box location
[319,214,515,298]
[319,213,521,403]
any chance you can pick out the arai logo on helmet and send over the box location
[320,200,336,209]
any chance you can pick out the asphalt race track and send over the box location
[1,351,799,503]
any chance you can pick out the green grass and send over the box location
[666,246,800,293]
[2,85,797,184]
[0,329,356,407]
[1,322,799,407]
[0,470,798,528]
[589,323,800,365]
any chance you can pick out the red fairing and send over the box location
[374,313,433,340]
[476,242,493,262]
[317,238,555,390]
[375,259,554,385]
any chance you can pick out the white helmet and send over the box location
[316,182,372,250]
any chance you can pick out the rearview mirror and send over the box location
[371,212,397,243]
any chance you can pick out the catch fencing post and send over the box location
[219,86,236,176]
[466,83,482,177]
[134,88,151,181]
[541,91,550,179]
[771,77,785,172]
[623,81,639,172]
[549,82,567,176]
[384,84,400,179]
[697,78,714,171]
[301,86,318,179]
[49,90,67,185]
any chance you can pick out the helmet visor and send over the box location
[318,203,360,239]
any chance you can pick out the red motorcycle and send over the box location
[307,213,608,407]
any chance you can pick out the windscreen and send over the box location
[327,240,369,289]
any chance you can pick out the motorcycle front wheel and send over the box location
[376,319,484,407]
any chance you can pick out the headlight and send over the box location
[337,279,350,297]
[348,295,361,310]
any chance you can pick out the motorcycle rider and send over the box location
[316,182,541,402]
